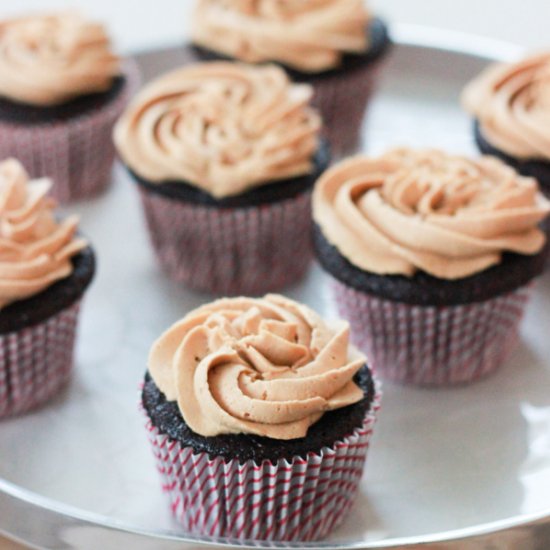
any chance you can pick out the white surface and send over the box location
[0,0,549,53]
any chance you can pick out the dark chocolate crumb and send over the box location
[127,139,330,208]
[0,247,95,334]
[190,18,392,80]
[142,365,374,464]
[474,120,550,194]
[0,77,126,124]
[313,223,546,306]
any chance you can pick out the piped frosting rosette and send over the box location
[462,53,550,161]
[313,148,550,280]
[0,158,87,308]
[0,12,120,106]
[114,62,321,198]
[191,0,372,72]
[149,294,366,440]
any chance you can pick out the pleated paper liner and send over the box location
[0,59,140,204]
[332,278,532,386]
[138,187,314,296]
[0,301,81,419]
[143,379,381,541]
[308,60,383,159]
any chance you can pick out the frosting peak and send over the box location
[148,294,365,439]
[114,62,321,198]
[462,53,550,160]
[0,12,120,106]
[0,158,87,308]
[313,148,550,280]
[191,0,372,72]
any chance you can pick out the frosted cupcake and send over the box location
[313,148,550,386]
[0,12,138,203]
[0,159,95,418]
[462,53,550,198]
[190,0,391,157]
[114,62,328,295]
[142,294,380,540]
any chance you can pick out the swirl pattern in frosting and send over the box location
[114,62,321,198]
[462,53,550,160]
[148,294,365,439]
[0,158,87,308]
[0,12,120,106]
[191,0,371,72]
[313,148,550,279]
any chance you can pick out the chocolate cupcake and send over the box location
[313,148,550,386]
[462,53,550,197]
[0,12,139,203]
[114,62,328,295]
[189,0,391,157]
[141,294,380,541]
[0,159,95,418]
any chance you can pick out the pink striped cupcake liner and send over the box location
[331,279,532,386]
[312,62,382,159]
[0,59,140,204]
[138,188,313,296]
[0,301,81,419]
[144,380,381,541]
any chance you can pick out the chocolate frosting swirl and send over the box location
[462,53,550,161]
[0,159,87,308]
[313,148,550,279]
[0,12,120,106]
[191,0,371,72]
[114,62,321,198]
[148,294,365,440]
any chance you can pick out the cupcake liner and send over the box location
[0,59,140,204]
[144,380,381,541]
[331,278,532,386]
[138,187,313,296]
[0,300,81,419]
[309,61,382,159]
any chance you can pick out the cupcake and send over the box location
[462,53,550,198]
[313,148,550,386]
[0,12,138,203]
[0,159,95,418]
[189,0,391,157]
[142,294,380,540]
[114,62,328,296]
